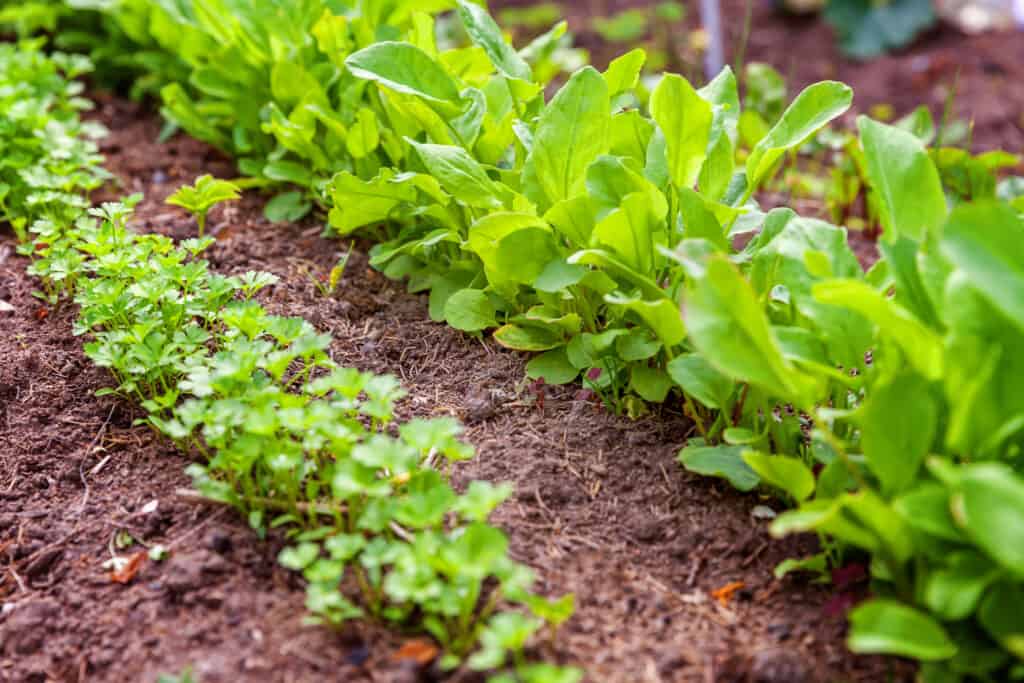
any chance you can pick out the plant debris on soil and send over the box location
[0,92,916,682]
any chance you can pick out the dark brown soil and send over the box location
[499,0,1024,154]
[0,86,914,681]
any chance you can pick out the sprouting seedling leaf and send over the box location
[165,175,241,237]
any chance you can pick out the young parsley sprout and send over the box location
[166,175,241,237]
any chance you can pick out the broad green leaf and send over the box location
[327,170,418,236]
[697,66,740,145]
[953,464,1024,574]
[493,323,563,351]
[630,365,672,402]
[813,279,944,380]
[940,202,1024,335]
[677,443,759,491]
[544,196,596,247]
[858,116,946,243]
[848,600,957,661]
[271,61,322,109]
[603,48,646,97]
[346,108,380,159]
[526,347,579,384]
[858,371,938,494]
[666,354,734,409]
[615,330,662,362]
[407,139,506,210]
[264,191,312,223]
[522,67,610,212]
[678,187,728,250]
[457,0,532,81]
[684,256,817,405]
[773,492,909,559]
[445,288,496,332]
[978,583,1024,659]
[586,155,666,221]
[746,81,852,192]
[878,237,942,329]
[609,110,655,166]
[568,249,665,301]
[591,192,664,275]
[741,451,815,502]
[697,133,734,203]
[893,483,964,543]
[534,259,586,292]
[923,552,1001,621]
[649,73,713,189]
[263,160,313,187]
[604,293,685,347]
[346,41,462,106]
[468,212,559,285]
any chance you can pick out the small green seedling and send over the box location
[165,175,241,237]
[312,243,354,298]
[156,667,197,683]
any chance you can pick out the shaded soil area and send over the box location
[498,0,1024,154]
[0,100,913,683]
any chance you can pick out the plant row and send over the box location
[0,40,580,683]
[12,1,1024,678]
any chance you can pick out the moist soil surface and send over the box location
[8,8,1019,681]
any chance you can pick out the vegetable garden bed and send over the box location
[0,93,901,683]
[1,2,1023,682]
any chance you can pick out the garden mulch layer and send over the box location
[0,101,916,683]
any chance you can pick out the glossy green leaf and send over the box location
[746,81,852,192]
[522,67,610,212]
[629,365,672,402]
[979,583,1024,659]
[924,552,1001,621]
[954,464,1024,574]
[684,256,817,405]
[264,191,312,223]
[605,293,685,347]
[813,279,944,380]
[666,354,734,409]
[848,600,957,661]
[346,41,462,106]
[677,443,759,491]
[940,202,1024,335]
[603,48,646,97]
[526,347,579,384]
[741,451,815,501]
[407,139,505,210]
[493,323,563,351]
[858,116,946,243]
[649,73,712,189]
[445,288,496,332]
[457,0,532,82]
[858,371,938,494]
[468,212,559,286]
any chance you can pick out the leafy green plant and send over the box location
[824,0,936,59]
[2,42,579,681]
[165,175,240,237]
[26,0,1024,676]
